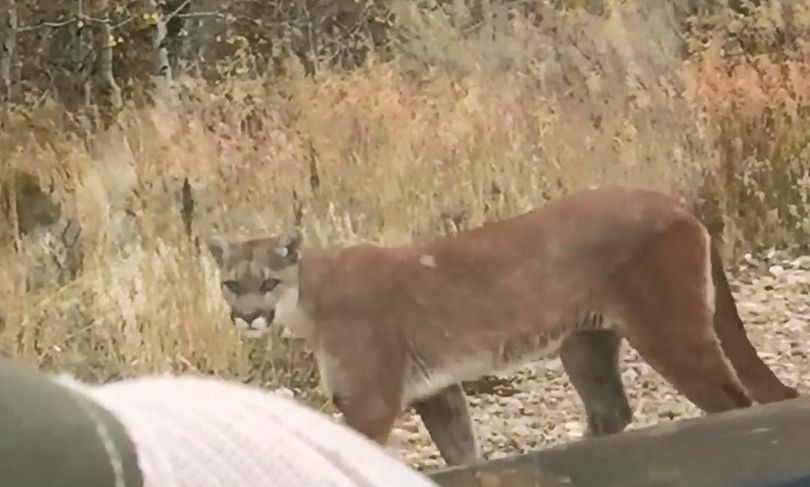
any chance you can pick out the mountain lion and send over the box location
[207,186,798,466]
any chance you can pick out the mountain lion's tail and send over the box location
[709,244,799,404]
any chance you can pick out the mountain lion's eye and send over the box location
[222,280,240,294]
[261,278,280,293]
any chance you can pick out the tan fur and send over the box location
[208,186,798,463]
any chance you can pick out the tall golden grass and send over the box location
[0,1,808,408]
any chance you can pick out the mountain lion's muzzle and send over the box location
[231,308,276,337]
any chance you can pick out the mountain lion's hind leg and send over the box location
[611,218,752,413]
[561,329,632,436]
[413,383,481,466]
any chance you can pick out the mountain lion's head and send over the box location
[207,230,301,337]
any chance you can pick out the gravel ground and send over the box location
[387,251,810,470]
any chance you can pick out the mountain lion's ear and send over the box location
[207,236,231,268]
[275,228,302,262]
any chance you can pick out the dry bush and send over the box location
[684,1,810,256]
[0,1,808,403]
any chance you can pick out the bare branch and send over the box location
[16,18,75,32]
[176,11,266,28]
[15,14,120,33]
[176,11,225,20]
[110,15,138,31]
[165,0,192,22]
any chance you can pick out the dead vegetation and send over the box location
[0,0,808,430]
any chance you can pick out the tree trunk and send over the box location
[150,0,178,107]
[95,1,122,113]
[1,0,17,103]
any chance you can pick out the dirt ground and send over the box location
[386,250,810,470]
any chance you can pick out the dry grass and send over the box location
[0,1,808,409]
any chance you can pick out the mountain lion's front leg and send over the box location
[413,383,481,466]
[316,343,405,447]
[561,329,632,436]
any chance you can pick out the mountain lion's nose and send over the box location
[231,309,275,327]
[232,310,259,323]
